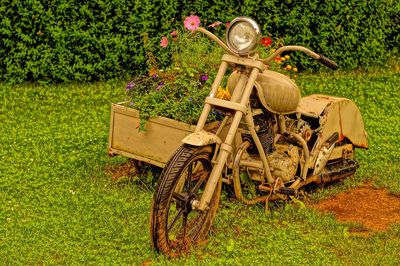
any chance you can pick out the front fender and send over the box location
[182,130,222,146]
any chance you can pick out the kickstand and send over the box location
[264,189,273,215]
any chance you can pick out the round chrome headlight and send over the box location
[226,17,261,55]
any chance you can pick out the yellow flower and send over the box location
[285,65,292,71]
[216,86,231,100]
[285,55,290,60]
[280,57,286,61]
[293,67,298,72]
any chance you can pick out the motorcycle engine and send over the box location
[244,111,276,155]
[267,144,299,183]
[243,111,301,183]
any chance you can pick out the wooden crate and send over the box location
[108,103,206,167]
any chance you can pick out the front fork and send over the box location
[192,62,262,212]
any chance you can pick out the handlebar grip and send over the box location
[318,54,339,70]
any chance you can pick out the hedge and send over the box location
[0,0,398,83]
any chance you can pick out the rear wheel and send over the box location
[150,145,221,257]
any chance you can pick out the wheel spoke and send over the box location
[167,208,184,232]
[191,212,207,241]
[190,171,208,193]
[184,163,193,191]
[182,212,188,241]
[172,192,185,203]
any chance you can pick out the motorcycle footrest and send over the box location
[276,187,297,196]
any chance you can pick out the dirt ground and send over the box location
[106,161,136,180]
[313,184,400,233]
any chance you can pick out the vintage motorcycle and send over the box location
[150,17,368,256]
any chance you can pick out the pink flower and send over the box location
[160,36,168,48]
[208,21,222,28]
[170,30,177,37]
[184,15,200,31]
[225,21,230,28]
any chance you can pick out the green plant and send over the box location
[258,36,300,79]
[0,1,398,83]
[125,24,224,129]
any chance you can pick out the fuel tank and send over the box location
[228,70,301,114]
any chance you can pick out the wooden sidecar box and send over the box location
[108,103,212,168]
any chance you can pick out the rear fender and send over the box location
[297,94,368,148]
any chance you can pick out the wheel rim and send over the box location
[165,155,212,252]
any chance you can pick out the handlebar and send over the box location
[317,54,339,70]
[261,46,339,70]
[195,27,238,56]
[195,27,339,71]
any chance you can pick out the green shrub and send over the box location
[0,0,398,83]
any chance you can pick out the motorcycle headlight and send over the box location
[226,17,261,55]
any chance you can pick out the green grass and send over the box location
[0,71,399,265]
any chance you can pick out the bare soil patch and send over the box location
[313,184,400,233]
[106,161,136,180]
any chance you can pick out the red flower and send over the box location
[260,37,272,47]
[170,30,177,37]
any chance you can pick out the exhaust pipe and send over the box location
[305,159,359,185]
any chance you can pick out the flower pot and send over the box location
[108,103,217,168]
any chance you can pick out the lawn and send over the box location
[0,70,399,265]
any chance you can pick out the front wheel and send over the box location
[150,144,221,257]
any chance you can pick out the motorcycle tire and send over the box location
[150,144,221,257]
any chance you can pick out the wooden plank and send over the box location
[108,148,165,168]
[109,103,202,166]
